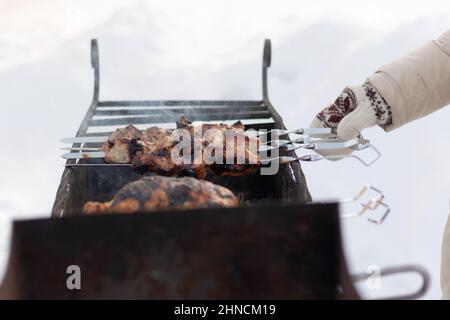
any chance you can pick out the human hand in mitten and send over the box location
[309,81,392,157]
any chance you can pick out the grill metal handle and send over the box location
[262,39,271,102]
[263,39,271,67]
[351,264,430,300]
[91,39,100,102]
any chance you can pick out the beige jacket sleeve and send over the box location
[368,29,450,131]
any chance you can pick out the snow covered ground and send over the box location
[0,0,449,299]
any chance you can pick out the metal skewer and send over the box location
[62,151,106,160]
[312,185,391,224]
[59,127,336,144]
[63,141,379,167]
[61,137,369,160]
[258,137,365,152]
[65,163,131,167]
[338,185,390,224]
[60,136,109,144]
[60,125,379,166]
[248,127,335,137]
[60,147,101,151]
[61,136,356,153]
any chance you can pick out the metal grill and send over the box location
[52,39,311,217]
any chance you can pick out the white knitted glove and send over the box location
[310,81,392,156]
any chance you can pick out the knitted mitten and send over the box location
[310,81,392,157]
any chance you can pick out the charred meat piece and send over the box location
[83,175,238,214]
[175,116,260,176]
[175,116,193,130]
[102,125,143,163]
[131,127,208,177]
[142,126,171,143]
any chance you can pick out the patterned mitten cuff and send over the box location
[362,81,393,129]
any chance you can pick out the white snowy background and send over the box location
[0,0,449,299]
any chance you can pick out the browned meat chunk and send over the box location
[102,125,143,163]
[142,126,171,143]
[83,175,238,214]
